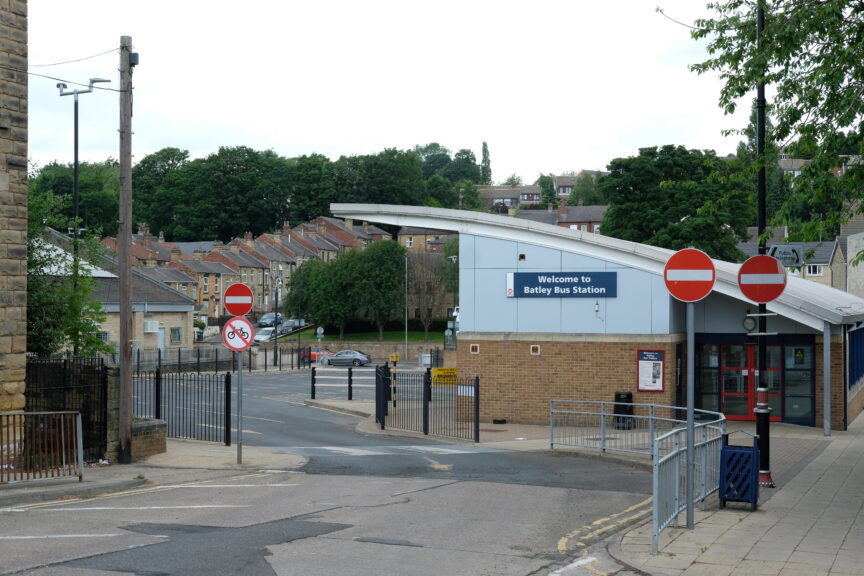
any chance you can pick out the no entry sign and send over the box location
[664,248,716,302]
[738,255,787,303]
[224,283,254,316]
[222,316,255,352]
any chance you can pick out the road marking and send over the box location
[32,505,250,511]
[287,445,504,457]
[423,457,452,471]
[557,497,652,553]
[159,484,300,488]
[0,534,122,540]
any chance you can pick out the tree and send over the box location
[537,174,556,209]
[413,143,452,179]
[600,145,752,260]
[503,174,522,186]
[690,0,864,238]
[132,147,189,228]
[570,171,605,206]
[480,141,492,185]
[356,240,406,340]
[27,191,112,357]
[407,252,446,341]
[288,153,336,224]
[440,149,481,184]
[426,174,457,208]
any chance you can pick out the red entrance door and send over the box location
[720,344,781,421]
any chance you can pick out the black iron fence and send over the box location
[375,365,479,442]
[133,369,232,445]
[0,411,84,484]
[120,345,313,374]
[25,357,107,461]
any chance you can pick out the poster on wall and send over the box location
[637,350,664,392]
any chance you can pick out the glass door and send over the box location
[720,344,781,421]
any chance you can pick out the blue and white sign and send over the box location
[506,272,617,298]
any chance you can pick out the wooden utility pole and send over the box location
[118,36,135,464]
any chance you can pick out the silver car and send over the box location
[326,349,371,367]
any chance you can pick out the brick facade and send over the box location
[456,334,682,424]
[0,1,28,413]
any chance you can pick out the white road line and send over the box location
[31,505,249,511]
[0,534,122,540]
[159,484,300,488]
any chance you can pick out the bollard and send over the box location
[348,367,353,401]
[310,366,316,399]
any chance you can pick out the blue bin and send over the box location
[719,432,760,510]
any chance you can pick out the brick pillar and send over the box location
[0,1,28,413]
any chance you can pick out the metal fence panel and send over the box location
[25,357,107,461]
[133,370,229,444]
[0,411,83,484]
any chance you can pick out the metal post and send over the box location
[348,367,353,401]
[236,352,243,464]
[686,301,695,529]
[423,368,430,435]
[154,367,162,420]
[310,366,316,399]
[473,376,480,443]
[224,372,232,446]
[824,320,832,436]
[75,413,84,482]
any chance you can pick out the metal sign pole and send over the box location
[236,351,243,464]
[686,301,695,529]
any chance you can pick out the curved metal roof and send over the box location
[331,204,864,330]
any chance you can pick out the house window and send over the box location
[170,327,182,344]
[406,236,414,248]
[97,331,109,342]
[580,224,588,232]
[558,186,572,196]
[214,276,220,292]
[806,265,823,276]
[203,276,209,293]
[180,284,187,295]
[593,224,601,233]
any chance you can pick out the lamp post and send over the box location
[273,267,282,366]
[57,77,110,354]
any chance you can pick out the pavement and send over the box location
[2,398,863,576]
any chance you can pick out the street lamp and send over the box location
[273,266,282,366]
[58,77,110,354]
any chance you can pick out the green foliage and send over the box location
[690,0,864,239]
[570,171,606,205]
[27,192,112,357]
[132,147,189,226]
[480,141,492,185]
[503,174,522,186]
[29,159,120,236]
[426,174,458,208]
[600,145,752,261]
[537,174,556,209]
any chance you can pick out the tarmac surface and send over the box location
[2,398,863,576]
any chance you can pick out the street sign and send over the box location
[222,316,255,351]
[664,248,716,302]
[768,244,804,268]
[738,255,787,303]
[224,283,254,316]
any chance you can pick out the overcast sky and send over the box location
[27,1,754,185]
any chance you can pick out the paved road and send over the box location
[1,369,655,576]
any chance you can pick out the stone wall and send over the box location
[0,1,28,414]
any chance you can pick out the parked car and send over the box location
[258,312,283,328]
[300,346,332,363]
[253,326,276,343]
[326,349,371,367]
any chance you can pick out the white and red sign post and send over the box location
[738,255,787,303]
[664,248,716,303]
[664,248,716,530]
[220,283,254,464]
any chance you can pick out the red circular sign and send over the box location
[664,248,716,302]
[738,255,787,303]
[224,283,254,316]
[222,317,255,352]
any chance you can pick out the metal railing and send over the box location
[549,400,725,554]
[652,422,725,553]
[0,411,84,484]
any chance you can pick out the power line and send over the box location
[0,64,127,93]
[29,47,118,68]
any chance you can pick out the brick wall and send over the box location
[456,333,682,424]
[815,334,848,430]
[131,419,167,461]
[0,1,28,413]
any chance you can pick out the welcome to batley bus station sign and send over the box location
[506,272,617,298]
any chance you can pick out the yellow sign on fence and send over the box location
[432,367,457,386]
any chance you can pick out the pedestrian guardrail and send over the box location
[549,400,725,554]
[0,411,84,484]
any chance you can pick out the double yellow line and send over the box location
[557,496,652,553]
